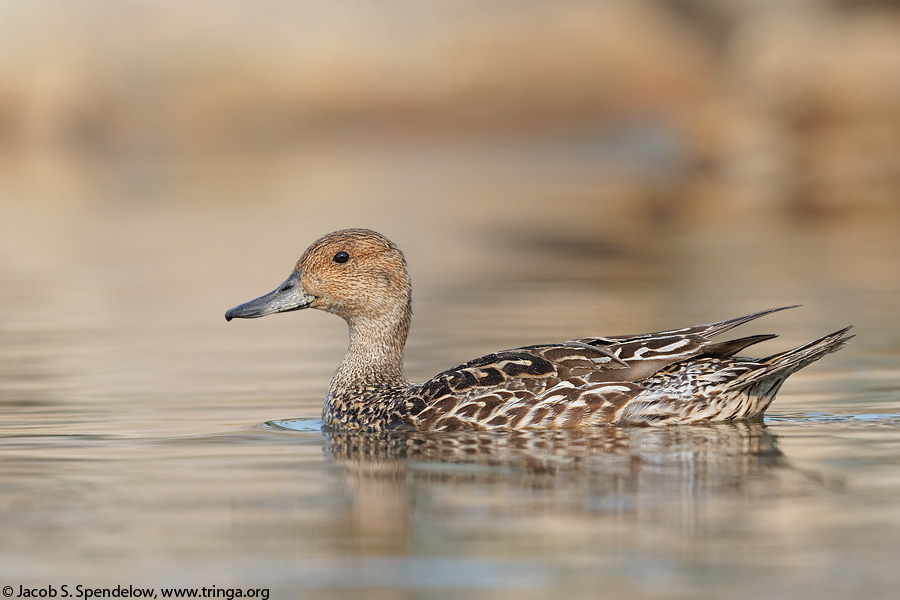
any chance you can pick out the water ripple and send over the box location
[261,418,325,432]
[767,413,900,425]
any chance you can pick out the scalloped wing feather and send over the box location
[405,343,648,430]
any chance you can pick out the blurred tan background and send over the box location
[2,0,899,216]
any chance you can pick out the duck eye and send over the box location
[333,251,350,264]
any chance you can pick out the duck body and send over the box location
[225,229,851,432]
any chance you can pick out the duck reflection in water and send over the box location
[315,422,812,553]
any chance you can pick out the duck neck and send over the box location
[325,301,413,427]
[341,315,409,385]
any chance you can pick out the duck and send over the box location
[225,228,851,431]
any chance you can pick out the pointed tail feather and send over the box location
[730,326,853,390]
[759,326,854,371]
